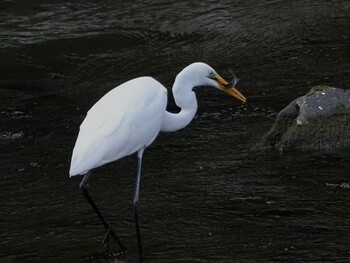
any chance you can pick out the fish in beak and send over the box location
[215,72,247,103]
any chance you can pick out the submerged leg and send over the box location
[134,149,145,262]
[79,172,127,254]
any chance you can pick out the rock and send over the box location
[254,86,350,152]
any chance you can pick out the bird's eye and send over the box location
[208,71,217,80]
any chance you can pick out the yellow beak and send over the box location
[216,75,247,103]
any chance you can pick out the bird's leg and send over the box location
[134,149,144,262]
[79,172,127,254]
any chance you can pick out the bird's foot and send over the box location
[101,225,127,256]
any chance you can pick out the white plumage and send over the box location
[69,76,167,176]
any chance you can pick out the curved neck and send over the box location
[161,75,198,132]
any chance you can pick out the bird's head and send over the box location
[181,62,247,103]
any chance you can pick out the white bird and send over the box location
[69,62,246,261]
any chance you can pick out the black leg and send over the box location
[134,150,144,262]
[79,172,127,254]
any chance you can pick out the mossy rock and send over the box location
[253,86,350,152]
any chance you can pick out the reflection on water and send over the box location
[1,0,350,262]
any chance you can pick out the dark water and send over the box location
[1,1,350,262]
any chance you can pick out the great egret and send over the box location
[69,62,246,261]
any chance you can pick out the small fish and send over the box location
[225,69,239,88]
